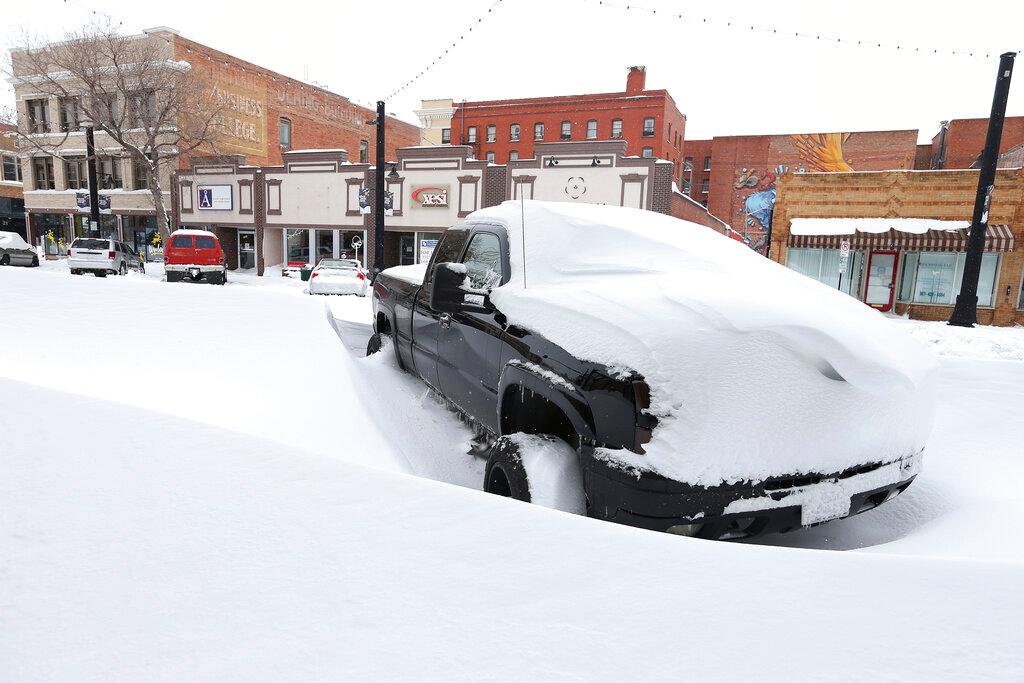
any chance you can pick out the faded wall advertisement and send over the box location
[211,82,267,158]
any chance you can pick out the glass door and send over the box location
[865,250,898,312]
[238,230,256,269]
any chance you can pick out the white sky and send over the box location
[3,0,1022,143]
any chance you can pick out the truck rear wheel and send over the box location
[484,433,585,515]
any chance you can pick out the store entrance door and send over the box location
[400,235,415,265]
[238,230,256,270]
[864,250,898,312]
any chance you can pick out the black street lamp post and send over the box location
[373,100,385,277]
[949,52,1016,327]
[85,124,101,236]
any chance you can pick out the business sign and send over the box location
[75,192,112,214]
[419,238,438,264]
[359,187,371,214]
[197,185,233,211]
[411,185,449,207]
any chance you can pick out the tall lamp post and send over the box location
[84,123,101,236]
[949,52,1016,327]
[371,100,386,277]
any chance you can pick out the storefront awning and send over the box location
[788,219,1015,253]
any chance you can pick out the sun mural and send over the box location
[735,133,855,252]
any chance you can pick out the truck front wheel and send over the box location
[483,433,585,515]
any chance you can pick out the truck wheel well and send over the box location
[500,384,579,450]
[376,312,392,336]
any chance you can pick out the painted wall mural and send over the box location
[734,132,856,252]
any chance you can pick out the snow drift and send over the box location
[468,201,937,485]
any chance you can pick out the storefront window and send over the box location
[786,248,862,296]
[416,231,443,264]
[315,229,333,262]
[338,230,366,266]
[124,215,158,260]
[286,229,309,265]
[897,252,919,302]
[34,213,69,255]
[905,251,999,307]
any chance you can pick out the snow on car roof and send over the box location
[171,229,217,237]
[469,200,936,486]
[0,231,32,249]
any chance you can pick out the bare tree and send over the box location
[3,19,225,236]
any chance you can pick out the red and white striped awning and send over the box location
[788,225,1015,252]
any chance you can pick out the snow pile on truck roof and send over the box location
[472,200,937,485]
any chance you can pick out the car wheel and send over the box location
[140,263,146,274]
[0,254,9,266]
[366,332,383,356]
[483,433,586,514]
[96,270,107,278]
[31,255,39,267]
[166,271,182,283]
[119,263,127,276]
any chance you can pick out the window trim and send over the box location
[27,98,50,134]
[610,118,623,139]
[703,156,712,172]
[32,156,55,190]
[359,139,369,164]
[509,123,520,142]
[441,127,451,144]
[641,147,654,158]
[533,122,544,141]
[586,119,598,140]
[560,120,571,140]
[642,116,655,137]
[486,124,496,143]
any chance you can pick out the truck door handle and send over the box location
[440,313,452,329]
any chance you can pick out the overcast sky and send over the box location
[3,0,1022,143]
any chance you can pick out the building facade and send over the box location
[9,26,419,257]
[448,67,688,183]
[171,140,726,274]
[771,168,1023,326]
[928,116,1024,170]
[414,98,456,146]
[0,123,25,239]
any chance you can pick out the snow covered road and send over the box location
[2,263,1024,679]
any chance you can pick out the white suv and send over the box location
[68,238,145,277]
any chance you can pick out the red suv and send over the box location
[164,229,228,285]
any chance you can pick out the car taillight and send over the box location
[356,272,365,281]
[310,272,319,279]
[67,248,72,257]
[108,251,116,259]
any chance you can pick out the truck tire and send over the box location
[366,332,383,356]
[483,433,586,515]
[166,271,183,283]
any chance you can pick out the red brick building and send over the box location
[927,116,1024,170]
[170,32,419,168]
[681,139,712,206]
[0,122,25,239]
[449,67,689,183]
[697,130,920,251]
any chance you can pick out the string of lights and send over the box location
[581,0,1016,61]
[384,0,506,102]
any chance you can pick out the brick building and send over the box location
[771,169,1023,326]
[681,138,711,206]
[0,123,25,239]
[686,129,920,252]
[9,27,419,257]
[447,67,688,183]
[928,116,1024,170]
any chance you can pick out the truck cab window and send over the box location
[461,232,503,289]
[422,229,470,296]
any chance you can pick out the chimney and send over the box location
[626,66,646,95]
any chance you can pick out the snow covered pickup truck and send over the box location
[370,201,936,540]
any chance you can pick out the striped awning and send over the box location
[788,225,1015,252]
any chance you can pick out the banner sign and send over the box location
[359,187,371,214]
[75,192,112,214]
[197,185,233,211]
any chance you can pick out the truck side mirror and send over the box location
[431,262,467,313]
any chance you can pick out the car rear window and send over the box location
[171,236,193,248]
[73,238,109,250]
[196,236,216,249]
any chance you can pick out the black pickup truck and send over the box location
[370,215,923,540]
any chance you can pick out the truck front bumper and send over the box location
[582,449,923,540]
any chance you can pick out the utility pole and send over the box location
[949,52,1016,327]
[85,124,101,236]
[373,100,386,277]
